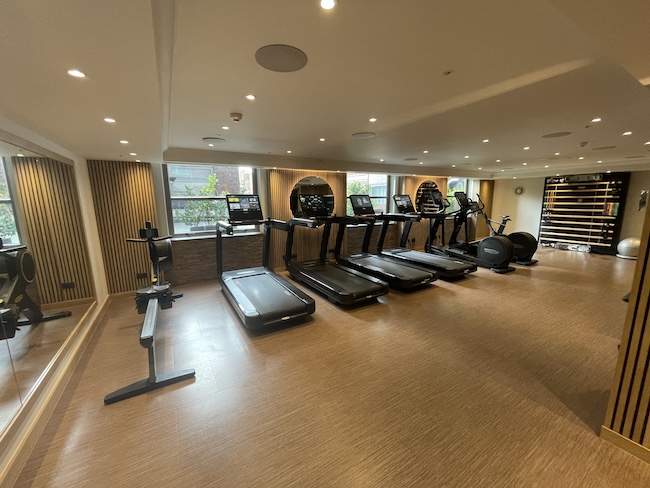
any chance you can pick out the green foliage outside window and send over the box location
[178,173,229,229]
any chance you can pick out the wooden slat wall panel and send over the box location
[268,170,346,270]
[12,157,94,304]
[476,180,495,239]
[87,160,156,294]
[603,204,650,446]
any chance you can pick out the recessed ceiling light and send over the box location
[623,131,632,136]
[496,159,501,162]
[67,69,86,78]
[597,160,603,163]
[221,126,230,130]
[478,167,482,170]
[644,141,650,145]
[522,162,527,165]
[319,138,325,142]
[464,155,469,159]
[320,0,335,9]
[579,156,585,160]
[203,137,225,144]
[592,117,602,122]
[412,174,416,176]
[452,164,456,168]
[483,139,489,143]
[419,162,423,165]
[423,150,429,154]
[273,167,277,170]
[554,152,560,156]
[245,94,256,101]
[369,118,377,123]
[120,140,129,144]
[545,165,549,168]
[606,170,611,173]
[16,153,24,157]
[337,170,341,173]
[104,117,116,123]
[287,150,292,154]
[130,152,137,156]
[208,144,214,147]
[501,169,505,172]
[513,177,517,179]
[523,146,530,150]
[136,160,141,162]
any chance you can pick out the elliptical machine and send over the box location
[443,192,515,274]
[0,239,71,340]
[474,193,538,265]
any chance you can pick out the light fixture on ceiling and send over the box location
[544,165,549,168]
[464,155,469,159]
[592,117,602,122]
[496,159,501,162]
[482,139,489,143]
[351,132,376,139]
[255,45,308,72]
[579,156,584,160]
[369,118,377,123]
[320,0,336,9]
[606,170,612,173]
[67,68,86,78]
[120,140,129,144]
[221,126,230,130]
[319,138,325,142]
[16,153,24,157]
[478,167,482,170]
[245,94,256,101]
[104,117,116,123]
[452,164,456,168]
[554,152,560,156]
[423,150,429,154]
[523,146,530,150]
[380,159,384,162]
[644,141,650,145]
[623,131,632,136]
[542,131,572,138]
[130,152,136,156]
[419,162,423,165]
[136,159,141,162]
[522,162,527,165]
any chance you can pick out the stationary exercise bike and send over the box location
[0,239,71,340]
[474,194,538,265]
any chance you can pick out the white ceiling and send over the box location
[1,0,649,179]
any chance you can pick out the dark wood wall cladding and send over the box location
[12,157,94,304]
[87,160,157,294]
[165,234,263,286]
[268,169,347,269]
[602,204,650,459]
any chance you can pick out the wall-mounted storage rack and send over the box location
[539,172,629,254]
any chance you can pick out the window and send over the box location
[0,159,20,246]
[346,172,389,215]
[165,164,254,235]
[446,177,468,213]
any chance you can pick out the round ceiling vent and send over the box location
[592,146,616,150]
[351,132,376,139]
[404,157,418,161]
[202,137,226,144]
[542,131,572,138]
[255,45,308,72]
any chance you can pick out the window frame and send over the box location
[163,163,258,237]
[0,158,22,247]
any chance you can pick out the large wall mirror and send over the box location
[0,139,94,437]
[290,176,334,218]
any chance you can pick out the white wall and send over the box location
[621,171,650,240]
[491,177,545,239]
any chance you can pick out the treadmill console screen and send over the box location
[349,195,375,216]
[393,195,416,214]
[226,194,263,223]
[454,192,470,209]
[299,194,333,218]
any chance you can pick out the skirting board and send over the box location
[0,297,110,487]
[601,426,650,464]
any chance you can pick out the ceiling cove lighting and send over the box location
[320,0,336,9]
[623,131,632,136]
[67,69,86,78]
[119,140,129,144]
[592,117,602,122]
[104,117,116,123]
[245,94,256,101]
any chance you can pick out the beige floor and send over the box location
[13,248,650,487]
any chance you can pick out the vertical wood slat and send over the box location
[87,160,156,294]
[268,170,346,270]
[603,204,650,446]
[12,157,94,304]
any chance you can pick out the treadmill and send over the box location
[216,194,315,330]
[333,195,437,290]
[375,194,477,279]
[286,194,389,305]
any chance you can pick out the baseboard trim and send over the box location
[601,426,650,464]
[0,296,111,487]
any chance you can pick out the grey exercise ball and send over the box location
[616,237,641,260]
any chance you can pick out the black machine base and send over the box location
[104,369,196,405]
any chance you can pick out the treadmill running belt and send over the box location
[297,263,385,296]
[230,272,309,316]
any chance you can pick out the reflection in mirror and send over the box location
[290,176,334,217]
[415,180,440,212]
[0,139,94,437]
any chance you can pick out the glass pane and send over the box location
[346,172,388,215]
[167,164,253,197]
[371,197,387,214]
[0,160,10,199]
[0,203,19,246]
[447,178,467,213]
[171,198,228,234]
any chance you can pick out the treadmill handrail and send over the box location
[289,217,320,228]
[217,220,233,234]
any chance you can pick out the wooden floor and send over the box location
[13,248,650,487]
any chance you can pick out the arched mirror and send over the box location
[416,180,441,213]
[290,176,334,218]
[0,139,94,437]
